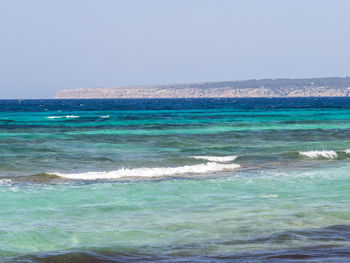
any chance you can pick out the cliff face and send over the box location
[55,77,350,99]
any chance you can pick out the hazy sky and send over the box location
[1,0,350,98]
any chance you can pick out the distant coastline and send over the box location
[55,77,350,99]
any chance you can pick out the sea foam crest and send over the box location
[46,116,62,119]
[0,179,12,186]
[53,162,240,180]
[191,155,238,162]
[299,150,337,159]
[46,115,80,119]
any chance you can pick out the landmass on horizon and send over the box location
[55,77,350,99]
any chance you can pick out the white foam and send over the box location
[191,156,238,162]
[299,150,337,159]
[47,115,80,119]
[260,194,278,198]
[0,179,12,186]
[343,149,350,154]
[46,116,62,119]
[100,115,110,118]
[53,162,240,180]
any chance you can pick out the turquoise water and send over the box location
[1,98,350,262]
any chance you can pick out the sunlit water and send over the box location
[1,98,350,262]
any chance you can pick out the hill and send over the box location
[55,77,350,99]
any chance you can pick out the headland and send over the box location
[55,77,350,99]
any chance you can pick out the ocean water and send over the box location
[1,98,350,262]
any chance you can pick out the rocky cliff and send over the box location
[55,77,350,99]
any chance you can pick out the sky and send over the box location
[1,0,350,99]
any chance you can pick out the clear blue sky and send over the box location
[1,0,350,99]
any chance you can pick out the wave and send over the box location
[46,116,62,119]
[46,115,80,119]
[52,162,240,180]
[0,179,12,185]
[100,115,110,118]
[299,150,337,159]
[14,244,350,263]
[191,155,238,162]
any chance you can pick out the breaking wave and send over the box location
[52,162,240,180]
[191,155,238,162]
[46,116,62,119]
[0,179,12,186]
[299,150,337,159]
[46,115,80,119]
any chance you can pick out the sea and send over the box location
[1,97,350,262]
